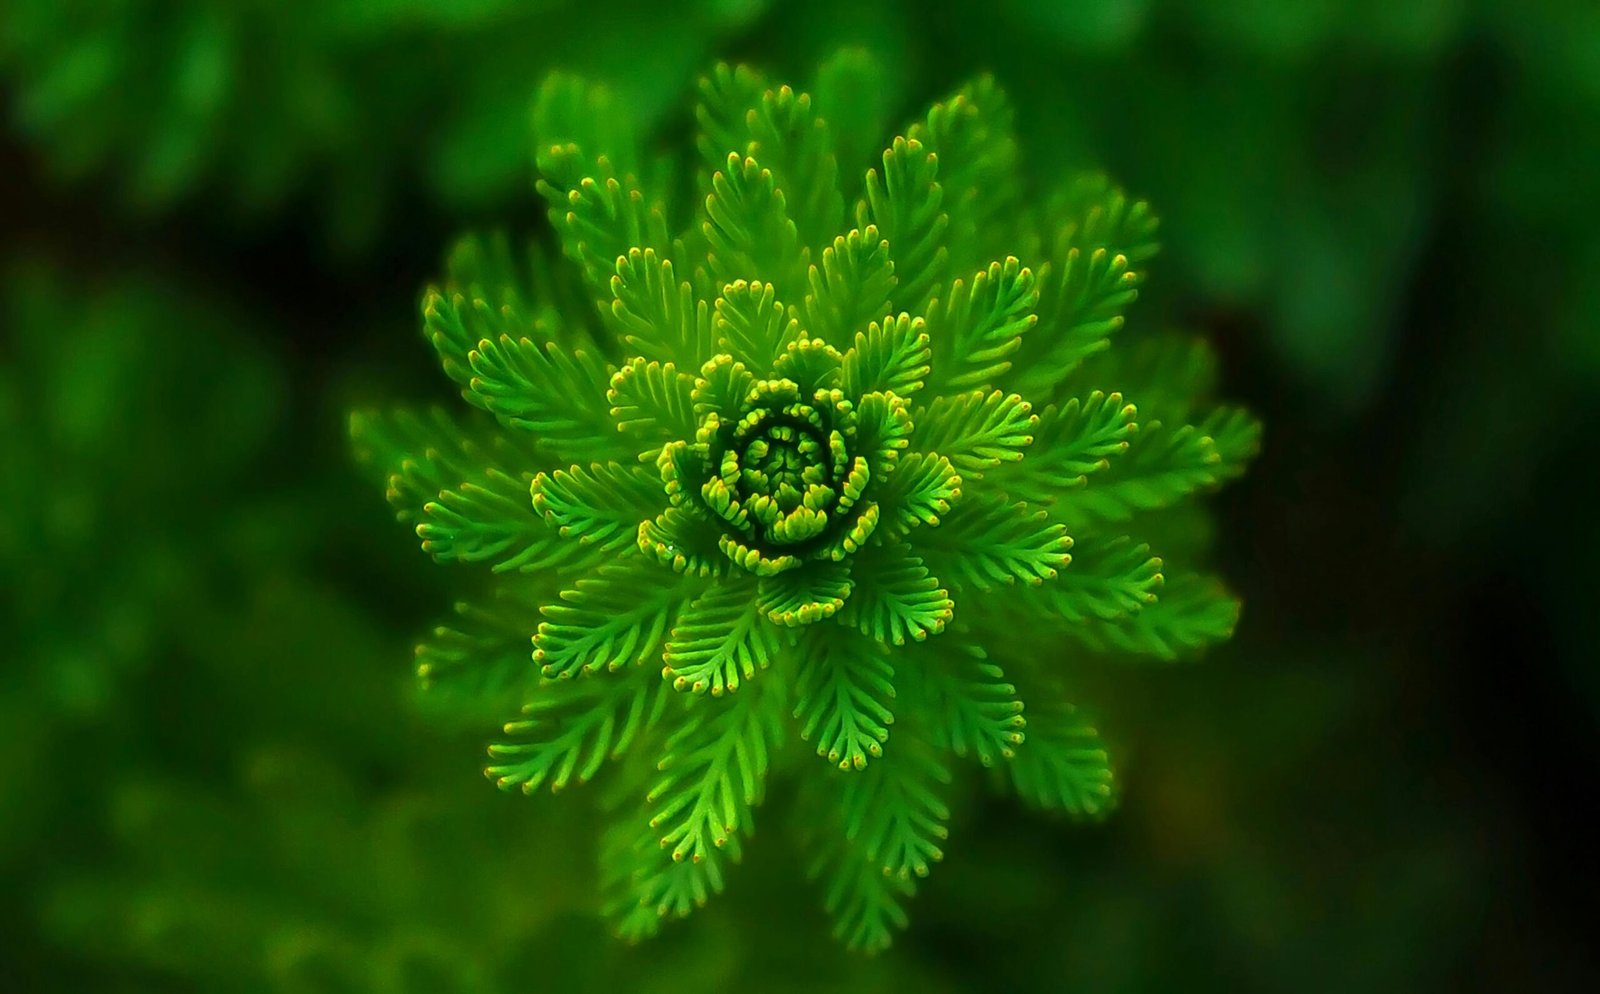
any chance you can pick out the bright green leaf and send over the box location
[533,557,690,679]
[916,493,1071,590]
[923,257,1038,393]
[841,313,930,399]
[910,389,1037,479]
[663,576,785,696]
[793,625,895,770]
[839,542,953,645]
[803,226,897,348]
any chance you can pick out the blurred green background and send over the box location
[2,1,1596,990]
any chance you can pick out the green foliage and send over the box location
[1002,703,1117,817]
[0,0,765,246]
[665,579,785,695]
[0,261,284,870]
[488,664,664,793]
[838,734,952,879]
[357,58,1256,949]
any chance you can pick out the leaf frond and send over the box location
[1002,703,1117,818]
[607,356,698,443]
[803,226,897,348]
[907,76,1022,270]
[610,248,710,364]
[757,557,854,628]
[647,675,786,864]
[464,333,625,460]
[874,451,961,539]
[702,153,807,301]
[793,625,896,770]
[803,816,914,953]
[415,590,546,707]
[1066,569,1242,661]
[531,461,664,554]
[712,279,801,370]
[923,256,1039,394]
[983,391,1138,503]
[663,576,785,696]
[841,312,931,399]
[916,493,1071,591]
[533,558,692,679]
[486,664,665,794]
[1062,407,1261,525]
[746,83,845,248]
[901,637,1026,767]
[857,137,947,312]
[838,541,953,646]
[1014,174,1161,398]
[910,389,1037,479]
[838,734,952,880]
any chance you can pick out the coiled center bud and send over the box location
[653,370,886,578]
[714,379,851,548]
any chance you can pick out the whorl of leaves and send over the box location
[355,55,1258,953]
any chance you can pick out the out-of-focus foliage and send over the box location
[752,0,1592,416]
[0,264,281,865]
[44,705,950,993]
[0,0,769,247]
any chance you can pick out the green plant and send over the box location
[353,57,1259,950]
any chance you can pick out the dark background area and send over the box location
[3,1,1597,990]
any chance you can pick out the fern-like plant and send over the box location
[354,55,1259,950]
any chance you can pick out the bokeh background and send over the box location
[3,1,1597,990]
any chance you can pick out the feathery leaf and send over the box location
[875,451,961,539]
[910,389,1037,479]
[917,493,1072,590]
[664,576,785,695]
[695,63,769,176]
[533,558,691,679]
[858,137,947,312]
[1015,174,1161,397]
[923,257,1039,393]
[793,625,896,770]
[772,333,844,396]
[486,664,664,793]
[531,461,664,554]
[803,226,898,348]
[703,153,806,299]
[747,84,844,247]
[904,638,1026,767]
[648,675,786,864]
[465,333,623,458]
[909,77,1021,270]
[1064,407,1261,524]
[416,466,548,571]
[758,558,854,628]
[712,279,800,370]
[984,391,1138,503]
[841,313,931,399]
[610,248,710,364]
[839,739,951,881]
[1067,569,1242,661]
[607,357,698,443]
[1003,704,1116,818]
[839,541,953,645]
[805,821,913,953]
[414,592,544,706]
